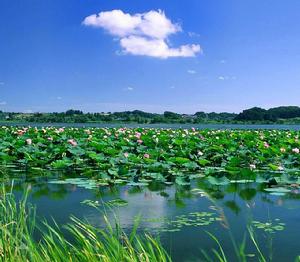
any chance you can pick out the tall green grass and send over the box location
[1,184,299,262]
[0,186,171,262]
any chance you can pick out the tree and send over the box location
[163,111,181,119]
[235,107,268,121]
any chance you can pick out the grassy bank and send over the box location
[0,187,170,262]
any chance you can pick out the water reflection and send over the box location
[2,173,300,261]
[6,175,300,212]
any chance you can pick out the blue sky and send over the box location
[1,0,300,113]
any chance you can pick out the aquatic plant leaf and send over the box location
[264,187,291,193]
[207,176,230,186]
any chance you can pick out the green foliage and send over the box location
[1,127,300,187]
[235,106,300,122]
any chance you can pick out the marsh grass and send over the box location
[0,185,170,262]
[1,182,298,262]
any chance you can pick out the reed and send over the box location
[0,186,170,262]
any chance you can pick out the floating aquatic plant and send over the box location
[81,198,128,207]
[144,211,221,233]
[251,219,285,233]
[1,127,300,186]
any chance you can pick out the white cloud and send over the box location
[83,10,141,37]
[188,32,201,38]
[220,59,226,64]
[83,9,201,58]
[218,75,237,81]
[57,96,62,100]
[187,69,196,74]
[124,86,134,91]
[0,101,7,106]
[120,36,200,58]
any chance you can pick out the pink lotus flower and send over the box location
[135,132,141,139]
[292,148,300,154]
[263,142,270,148]
[67,139,77,146]
[47,137,53,141]
[17,130,25,136]
[191,127,196,132]
[124,152,129,158]
[58,128,64,133]
[143,153,150,159]
[26,138,32,145]
[137,139,143,144]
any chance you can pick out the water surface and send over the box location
[5,172,300,262]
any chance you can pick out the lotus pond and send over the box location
[1,126,300,180]
[1,126,300,261]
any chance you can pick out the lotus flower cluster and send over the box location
[0,127,299,184]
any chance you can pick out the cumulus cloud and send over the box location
[187,69,196,74]
[83,9,201,58]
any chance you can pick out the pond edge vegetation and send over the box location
[1,186,300,262]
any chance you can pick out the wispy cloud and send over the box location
[0,101,7,106]
[187,69,196,74]
[188,32,201,38]
[220,59,226,64]
[83,9,201,58]
[218,75,236,81]
[124,86,134,91]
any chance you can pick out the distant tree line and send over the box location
[234,106,300,122]
[1,106,300,124]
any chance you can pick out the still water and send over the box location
[5,172,300,262]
